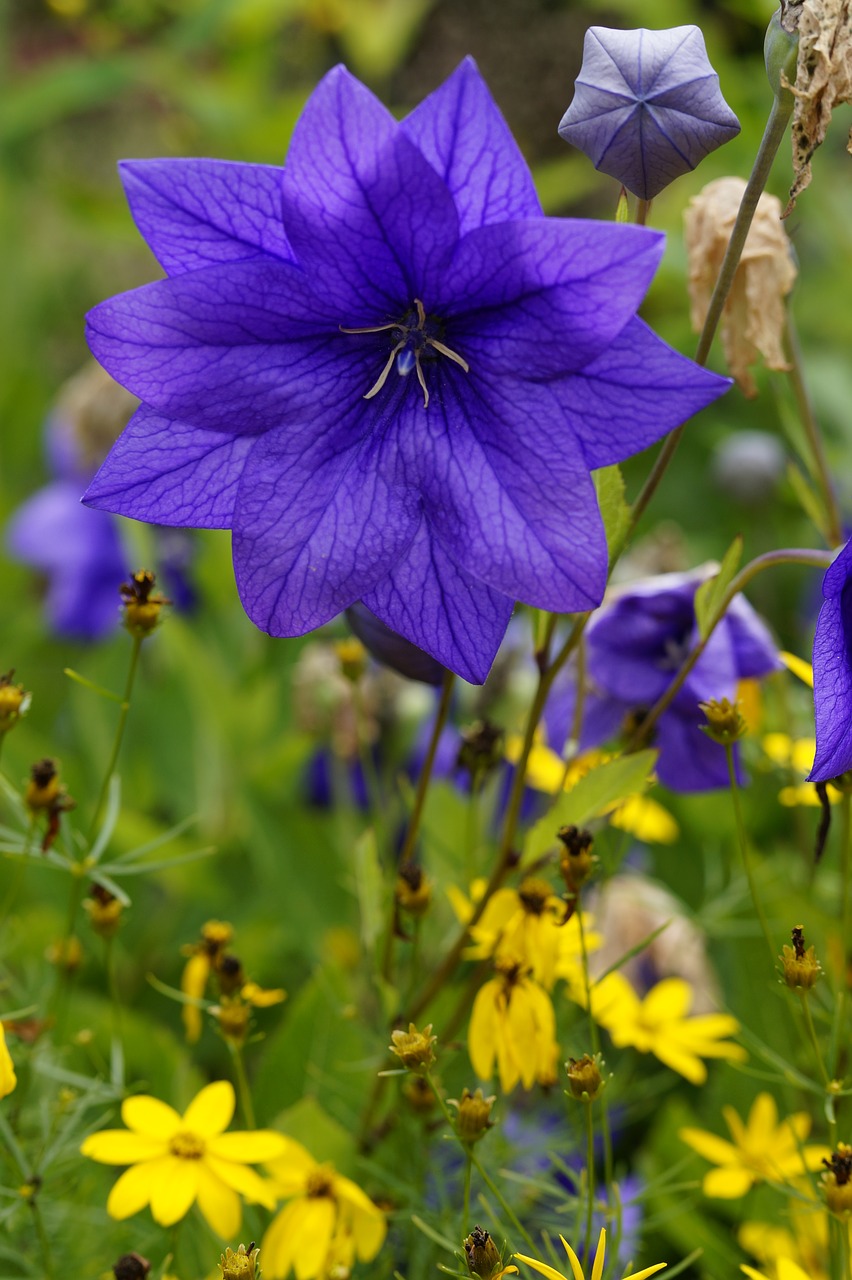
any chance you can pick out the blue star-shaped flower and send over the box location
[84,58,728,682]
[810,541,852,782]
[559,26,741,200]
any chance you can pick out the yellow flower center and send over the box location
[306,1168,335,1198]
[169,1131,205,1160]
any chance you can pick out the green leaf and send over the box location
[353,827,384,957]
[524,749,658,862]
[786,461,830,541]
[593,465,631,561]
[693,537,743,640]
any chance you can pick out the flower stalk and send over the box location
[88,632,142,842]
[724,743,776,965]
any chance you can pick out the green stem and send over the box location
[463,1150,472,1236]
[799,992,831,1089]
[229,1042,257,1130]
[623,90,794,544]
[725,744,776,965]
[635,197,652,226]
[398,671,455,868]
[105,936,125,1086]
[583,1102,596,1266]
[627,548,833,753]
[89,634,143,841]
[31,1199,55,1280]
[785,314,843,548]
[577,899,612,1194]
[831,792,852,1083]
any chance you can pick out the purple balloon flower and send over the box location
[547,569,780,792]
[810,540,852,782]
[84,58,728,683]
[559,26,741,200]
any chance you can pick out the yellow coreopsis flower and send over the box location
[742,1263,810,1280]
[681,1093,829,1197]
[262,1137,386,1280]
[516,1226,666,1280]
[0,1023,17,1099]
[572,971,745,1085]
[739,1185,829,1280]
[80,1080,286,1238]
[762,733,840,807]
[469,960,558,1092]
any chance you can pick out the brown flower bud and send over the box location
[566,1054,605,1102]
[557,826,597,901]
[464,1227,504,1280]
[215,953,246,996]
[25,759,60,812]
[120,570,169,637]
[395,863,432,917]
[83,883,124,939]
[389,1022,437,1072]
[699,697,747,745]
[457,721,504,784]
[449,1088,496,1144]
[113,1254,151,1280]
[780,925,822,990]
[213,997,250,1047]
[822,1143,852,1217]
[403,1075,437,1113]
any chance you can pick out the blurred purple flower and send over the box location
[810,540,852,782]
[83,58,728,683]
[559,26,740,200]
[547,569,780,792]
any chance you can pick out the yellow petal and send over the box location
[610,794,679,844]
[149,1155,200,1226]
[196,1161,241,1240]
[651,1041,706,1085]
[121,1095,181,1139]
[0,1026,17,1098]
[746,1093,778,1144]
[703,1165,755,1198]
[208,1129,289,1164]
[514,1253,569,1280]
[265,1137,318,1188]
[591,1227,606,1280]
[243,981,286,1007]
[625,1266,667,1280]
[206,1153,277,1209]
[469,982,499,1082]
[779,651,813,688]
[776,1262,810,1280]
[80,1130,167,1165]
[559,1235,587,1280]
[181,953,210,1043]
[741,1269,771,1280]
[334,1173,382,1216]
[106,1158,168,1219]
[181,1080,235,1137]
[679,1127,740,1167]
[263,1200,302,1279]
[293,1196,337,1280]
[641,978,692,1025]
[349,1202,387,1261]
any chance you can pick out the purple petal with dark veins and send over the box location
[86,259,370,435]
[232,409,419,636]
[397,369,606,613]
[281,66,459,317]
[401,56,542,236]
[119,159,292,276]
[547,318,730,468]
[810,540,852,781]
[84,405,255,527]
[362,516,514,685]
[442,219,663,378]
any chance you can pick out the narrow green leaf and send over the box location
[593,464,631,561]
[353,827,384,955]
[63,668,123,703]
[786,462,830,541]
[88,775,121,864]
[524,749,658,861]
[694,536,743,640]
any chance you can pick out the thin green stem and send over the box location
[624,90,794,543]
[229,1041,257,1129]
[785,314,843,548]
[635,197,652,226]
[105,936,125,1086]
[463,1151,472,1236]
[398,671,455,868]
[832,793,852,1083]
[577,899,612,1193]
[725,744,776,965]
[89,634,143,841]
[583,1102,596,1265]
[31,1199,55,1280]
[799,993,831,1089]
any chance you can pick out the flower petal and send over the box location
[810,539,852,781]
[292,1197,337,1280]
[679,1127,739,1167]
[514,1255,568,1280]
[703,1165,755,1198]
[401,57,541,236]
[80,1131,167,1165]
[232,411,419,635]
[205,1153,278,1208]
[443,219,664,377]
[149,1155,200,1226]
[121,1095,181,1139]
[547,317,730,469]
[181,1080,235,1136]
[642,978,693,1025]
[106,1158,168,1219]
[469,981,499,1082]
[119,159,292,276]
[281,66,459,315]
[84,405,256,527]
[195,1161,242,1240]
[591,1227,606,1280]
[263,1199,305,1278]
[208,1130,289,1164]
[362,515,514,684]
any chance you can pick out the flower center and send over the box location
[306,1168,335,1198]
[341,298,469,410]
[168,1131,205,1160]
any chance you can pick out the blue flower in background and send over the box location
[559,26,740,200]
[82,58,727,683]
[546,569,780,792]
[810,539,852,781]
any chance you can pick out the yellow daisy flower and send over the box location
[762,733,840,807]
[262,1138,386,1280]
[739,1187,828,1280]
[680,1092,830,1197]
[469,960,558,1092]
[571,971,745,1085]
[0,1023,16,1099]
[742,1262,810,1280]
[80,1080,285,1238]
[516,1226,666,1280]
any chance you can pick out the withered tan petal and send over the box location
[785,0,852,213]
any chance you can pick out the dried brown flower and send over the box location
[785,0,852,213]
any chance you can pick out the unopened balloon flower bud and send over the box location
[449,1087,496,1144]
[566,1054,605,1102]
[699,697,747,745]
[113,1254,151,1280]
[0,671,30,735]
[83,883,124,939]
[765,5,801,98]
[219,1243,260,1279]
[120,569,169,637]
[389,1022,437,1073]
[822,1144,852,1217]
[395,862,432,917]
[780,925,822,990]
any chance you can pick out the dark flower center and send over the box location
[341,298,469,409]
[169,1131,205,1160]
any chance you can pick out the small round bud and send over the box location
[449,1087,496,1145]
[780,925,822,990]
[120,570,169,638]
[334,637,367,683]
[457,721,504,785]
[113,1254,151,1280]
[389,1022,437,1073]
[199,920,234,954]
[83,883,124,939]
[395,863,432,917]
[0,671,30,735]
[464,1227,504,1280]
[216,953,246,996]
[403,1075,437,1114]
[557,826,596,897]
[214,997,250,1046]
[699,697,747,745]
[822,1144,852,1217]
[765,6,800,98]
[566,1054,605,1103]
[25,758,60,812]
[219,1243,259,1280]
